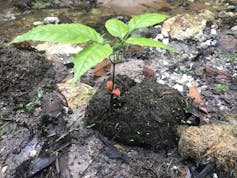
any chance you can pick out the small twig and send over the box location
[55,152,60,174]
[51,142,71,154]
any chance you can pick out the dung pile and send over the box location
[86,75,190,151]
[179,123,237,177]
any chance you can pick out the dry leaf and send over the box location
[143,66,155,79]
[189,84,202,104]
[93,60,111,77]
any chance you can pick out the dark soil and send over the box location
[86,75,190,152]
[0,46,56,116]
[0,45,71,178]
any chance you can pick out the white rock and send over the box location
[161,10,215,41]
[173,84,184,93]
[29,150,37,157]
[44,17,60,24]
[155,34,164,41]
[231,25,237,31]
[157,79,166,84]
[162,38,169,45]
[211,29,217,35]
[213,173,218,178]
[33,21,43,26]
[1,166,7,174]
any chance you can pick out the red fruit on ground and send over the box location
[112,89,121,96]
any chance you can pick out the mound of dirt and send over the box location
[86,75,190,151]
[0,46,55,115]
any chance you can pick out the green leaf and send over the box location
[128,13,169,33]
[73,43,113,83]
[105,19,129,39]
[10,24,104,44]
[126,37,176,52]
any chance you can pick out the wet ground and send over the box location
[0,0,237,178]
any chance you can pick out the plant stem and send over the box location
[110,55,116,111]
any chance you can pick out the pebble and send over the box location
[231,26,237,32]
[33,21,43,26]
[162,38,169,45]
[6,12,16,20]
[211,29,217,35]
[29,150,37,157]
[1,166,7,174]
[155,34,164,41]
[213,173,218,178]
[173,84,184,93]
[200,39,217,48]
[44,17,60,24]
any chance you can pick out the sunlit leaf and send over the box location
[10,24,104,44]
[73,44,113,83]
[128,13,169,33]
[105,19,129,39]
[125,37,176,51]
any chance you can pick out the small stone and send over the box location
[200,39,217,48]
[231,25,237,32]
[162,38,169,45]
[33,21,43,26]
[1,166,7,174]
[157,79,166,84]
[6,12,16,20]
[29,150,37,157]
[211,29,217,35]
[44,17,60,24]
[173,84,184,93]
[155,34,164,41]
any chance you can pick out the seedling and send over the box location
[10,13,175,110]
[215,84,229,92]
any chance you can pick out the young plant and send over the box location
[9,13,175,110]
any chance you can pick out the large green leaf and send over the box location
[105,19,129,39]
[125,37,176,52]
[73,44,113,83]
[10,24,104,44]
[128,13,169,33]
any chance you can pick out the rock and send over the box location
[33,21,43,26]
[179,123,237,177]
[218,34,237,53]
[161,10,215,41]
[173,84,184,93]
[211,28,217,35]
[231,25,237,32]
[57,79,95,110]
[200,39,217,48]
[44,17,60,24]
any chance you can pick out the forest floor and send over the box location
[0,0,236,178]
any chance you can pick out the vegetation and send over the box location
[10,13,175,109]
[215,84,229,92]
